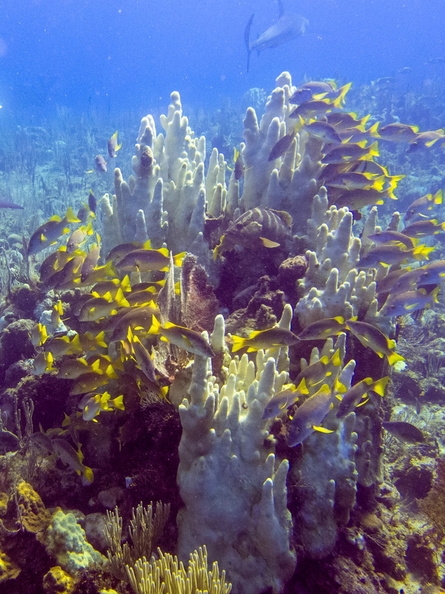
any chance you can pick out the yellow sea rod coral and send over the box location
[126,546,231,594]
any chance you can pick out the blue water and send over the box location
[0,0,444,118]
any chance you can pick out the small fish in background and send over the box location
[233,148,244,180]
[0,200,24,209]
[324,111,371,130]
[303,120,342,144]
[231,327,300,353]
[268,130,296,161]
[106,241,145,264]
[77,295,122,322]
[214,207,292,257]
[407,129,445,152]
[27,206,80,255]
[367,230,415,249]
[46,255,84,290]
[66,222,93,253]
[287,384,335,446]
[125,288,158,307]
[30,322,48,347]
[150,319,215,358]
[78,391,124,422]
[107,131,122,158]
[404,189,443,222]
[345,319,405,366]
[289,97,342,120]
[411,259,445,285]
[58,357,91,380]
[42,334,84,358]
[427,56,445,64]
[295,348,342,388]
[32,351,55,375]
[88,190,97,213]
[379,267,429,296]
[335,376,389,417]
[402,219,445,238]
[289,81,350,104]
[356,243,434,268]
[109,305,159,342]
[372,122,420,143]
[115,247,185,272]
[52,438,94,483]
[297,317,347,341]
[262,379,308,419]
[91,276,131,298]
[95,154,107,172]
[380,287,440,318]
[326,172,385,192]
[80,243,101,282]
[70,367,117,396]
[126,328,157,383]
[382,421,425,444]
[77,330,108,352]
[322,140,379,164]
[244,0,308,72]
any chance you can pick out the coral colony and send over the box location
[1,72,445,593]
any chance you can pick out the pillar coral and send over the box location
[176,310,296,594]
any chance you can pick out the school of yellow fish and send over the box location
[27,81,444,470]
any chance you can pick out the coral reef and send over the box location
[1,70,445,594]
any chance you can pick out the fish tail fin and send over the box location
[386,174,405,191]
[293,114,306,134]
[297,377,309,395]
[368,140,380,158]
[413,244,435,261]
[432,285,441,303]
[337,82,352,106]
[65,206,81,223]
[331,348,342,367]
[213,241,224,260]
[148,317,162,335]
[112,394,125,411]
[244,14,254,72]
[102,260,116,277]
[231,335,246,352]
[173,251,186,267]
[83,465,94,483]
[369,121,380,137]
[370,376,390,397]
[434,189,443,204]
[387,351,405,366]
[371,175,386,192]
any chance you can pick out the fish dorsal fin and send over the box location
[247,328,268,339]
